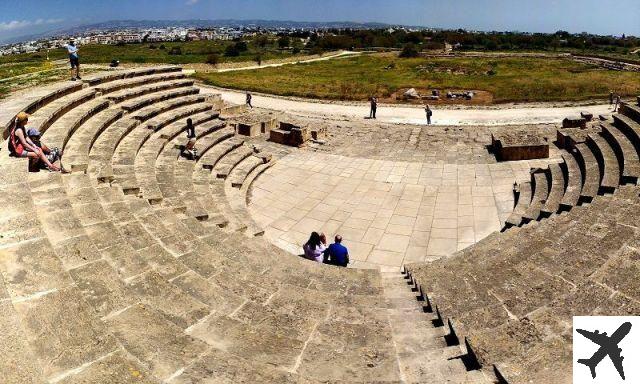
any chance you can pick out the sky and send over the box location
[0,0,638,41]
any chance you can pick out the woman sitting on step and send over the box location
[303,231,327,263]
[8,112,62,172]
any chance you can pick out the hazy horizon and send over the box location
[1,0,638,43]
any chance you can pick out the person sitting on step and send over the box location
[303,231,326,263]
[324,235,350,267]
[8,112,62,172]
[26,128,64,171]
[182,118,198,160]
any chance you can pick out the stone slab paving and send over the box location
[248,151,550,268]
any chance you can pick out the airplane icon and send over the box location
[576,322,632,380]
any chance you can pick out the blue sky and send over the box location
[0,0,638,41]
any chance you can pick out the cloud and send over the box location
[0,18,64,32]
[186,0,199,4]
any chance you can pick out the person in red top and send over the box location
[8,112,61,172]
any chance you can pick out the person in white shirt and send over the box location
[64,40,81,81]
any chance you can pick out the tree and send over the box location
[254,35,269,48]
[399,43,420,58]
[224,44,240,57]
[234,41,248,52]
[278,36,291,49]
[206,53,220,65]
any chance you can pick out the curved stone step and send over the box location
[106,78,194,105]
[620,101,640,122]
[146,103,215,132]
[224,158,274,237]
[540,162,565,216]
[559,151,582,210]
[574,143,600,202]
[136,112,220,203]
[42,98,110,151]
[522,171,549,223]
[601,122,640,184]
[119,86,198,113]
[587,132,620,193]
[1,81,83,138]
[200,137,245,169]
[129,93,204,122]
[62,107,124,172]
[228,155,266,189]
[27,88,97,133]
[83,65,181,86]
[93,71,185,95]
[614,113,640,155]
[504,181,532,228]
[214,145,255,179]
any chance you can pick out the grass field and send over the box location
[0,40,298,65]
[196,54,640,103]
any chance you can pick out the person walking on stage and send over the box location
[369,96,378,119]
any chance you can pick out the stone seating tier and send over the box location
[601,121,640,183]
[409,97,640,382]
[5,67,638,383]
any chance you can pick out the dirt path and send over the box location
[202,86,614,126]
[214,50,361,73]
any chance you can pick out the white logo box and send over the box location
[573,316,640,383]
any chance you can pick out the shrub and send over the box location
[292,47,301,54]
[399,43,420,58]
[278,36,290,49]
[224,45,240,57]
[206,53,220,65]
[168,47,182,55]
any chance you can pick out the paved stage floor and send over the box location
[248,151,548,269]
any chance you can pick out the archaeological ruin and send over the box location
[1,64,639,384]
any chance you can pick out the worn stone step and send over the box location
[587,132,620,193]
[601,121,640,183]
[540,162,565,216]
[522,171,549,223]
[84,65,181,86]
[574,143,600,202]
[504,181,531,227]
[559,151,582,210]
[93,71,185,95]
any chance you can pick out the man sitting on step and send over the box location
[324,235,350,267]
[26,128,64,172]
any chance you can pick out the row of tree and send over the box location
[298,29,638,54]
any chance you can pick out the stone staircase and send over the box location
[0,67,489,383]
[504,100,640,229]
[407,98,640,384]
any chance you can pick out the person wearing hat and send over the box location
[64,40,81,81]
[8,112,62,172]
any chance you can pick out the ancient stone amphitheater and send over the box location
[1,66,639,384]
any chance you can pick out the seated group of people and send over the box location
[303,231,350,267]
[8,112,65,172]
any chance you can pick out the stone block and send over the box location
[580,111,593,121]
[491,131,549,161]
[562,116,586,129]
